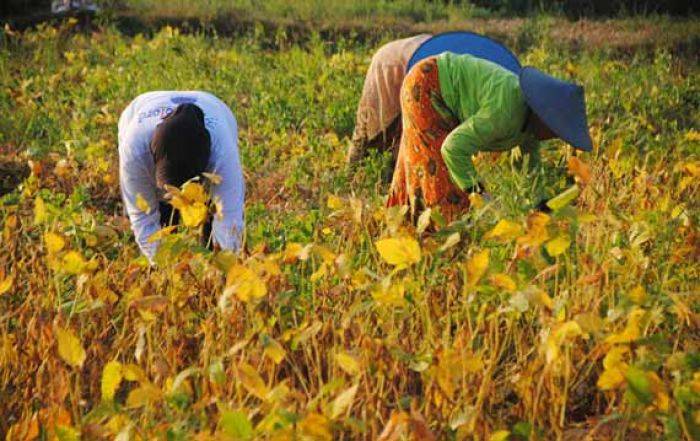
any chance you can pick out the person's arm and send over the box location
[209,114,245,252]
[118,134,161,261]
[441,107,502,192]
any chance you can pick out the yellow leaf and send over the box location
[56,327,86,368]
[683,161,699,178]
[605,308,644,344]
[299,413,331,441]
[597,346,630,390]
[101,360,123,401]
[335,351,361,376]
[62,251,87,275]
[545,235,571,257]
[313,244,336,264]
[226,265,267,303]
[578,213,597,223]
[489,273,516,292]
[180,202,208,227]
[517,212,550,247]
[603,346,629,370]
[628,285,647,305]
[104,413,133,441]
[327,194,344,210]
[463,355,484,373]
[489,430,511,441]
[135,193,151,214]
[122,363,146,382]
[469,192,485,209]
[126,384,160,408]
[567,156,592,184]
[181,181,208,203]
[555,320,584,339]
[330,383,359,419]
[574,312,604,334]
[147,225,177,243]
[647,372,670,412]
[466,249,489,287]
[283,242,305,263]
[44,232,66,253]
[685,130,700,142]
[597,367,626,391]
[236,362,269,400]
[263,338,286,365]
[372,279,406,307]
[85,234,98,247]
[545,321,583,365]
[484,219,522,242]
[258,257,281,277]
[375,237,421,268]
[34,196,47,224]
[310,263,328,282]
[433,348,481,401]
[0,275,13,295]
[679,176,694,193]
[519,286,554,310]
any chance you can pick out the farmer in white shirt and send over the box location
[118,91,245,262]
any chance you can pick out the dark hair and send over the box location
[150,103,211,189]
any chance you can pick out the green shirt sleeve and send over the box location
[441,105,506,191]
[436,53,532,192]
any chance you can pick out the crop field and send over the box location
[0,7,698,441]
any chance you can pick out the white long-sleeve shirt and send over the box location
[118,91,245,260]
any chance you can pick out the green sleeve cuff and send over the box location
[441,139,479,191]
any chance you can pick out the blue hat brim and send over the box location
[519,67,593,152]
[407,31,521,74]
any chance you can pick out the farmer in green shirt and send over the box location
[387,52,593,221]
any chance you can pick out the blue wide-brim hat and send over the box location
[519,67,593,152]
[408,31,521,74]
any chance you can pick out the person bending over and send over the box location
[388,53,593,221]
[348,34,432,179]
[118,91,245,262]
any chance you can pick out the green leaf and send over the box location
[208,359,225,385]
[219,410,253,440]
[546,185,580,211]
[512,421,532,439]
[55,426,80,441]
[624,366,653,405]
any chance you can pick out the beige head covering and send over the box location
[352,34,432,148]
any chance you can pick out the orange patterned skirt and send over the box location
[387,57,471,222]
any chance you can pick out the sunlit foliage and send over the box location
[0,18,698,440]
